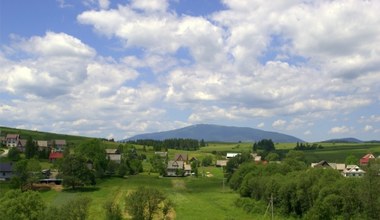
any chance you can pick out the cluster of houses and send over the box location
[311,153,379,177]
[1,133,67,162]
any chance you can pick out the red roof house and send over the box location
[360,153,375,165]
[49,152,63,162]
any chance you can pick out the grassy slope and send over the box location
[40,168,283,220]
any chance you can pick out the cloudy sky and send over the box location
[1,0,379,141]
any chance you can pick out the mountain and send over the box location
[322,137,363,143]
[125,124,304,143]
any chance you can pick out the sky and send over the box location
[0,0,380,142]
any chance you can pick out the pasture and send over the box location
[39,167,284,220]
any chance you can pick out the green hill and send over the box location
[0,126,92,146]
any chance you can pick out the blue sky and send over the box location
[1,0,380,141]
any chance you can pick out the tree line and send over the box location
[127,138,203,151]
[227,150,380,219]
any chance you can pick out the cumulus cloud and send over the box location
[272,120,287,129]
[257,122,265,128]
[364,125,373,132]
[329,126,351,134]
[2,0,380,140]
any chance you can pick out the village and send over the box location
[1,133,379,181]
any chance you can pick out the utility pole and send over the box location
[264,193,274,220]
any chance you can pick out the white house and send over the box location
[342,165,366,177]
[226,153,240,159]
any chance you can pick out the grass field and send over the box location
[38,167,286,220]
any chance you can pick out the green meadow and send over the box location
[38,167,283,220]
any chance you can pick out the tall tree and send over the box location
[76,139,107,178]
[25,136,37,159]
[58,154,95,189]
[11,159,42,191]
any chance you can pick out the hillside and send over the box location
[0,126,92,143]
[125,124,304,143]
[322,137,363,143]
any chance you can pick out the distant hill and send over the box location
[322,137,363,143]
[0,126,92,144]
[125,124,304,143]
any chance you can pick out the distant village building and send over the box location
[37,140,49,151]
[216,160,228,167]
[105,149,122,163]
[226,153,240,159]
[54,140,67,152]
[0,162,13,180]
[6,134,20,148]
[342,165,366,177]
[166,153,191,177]
[16,139,27,152]
[360,153,375,166]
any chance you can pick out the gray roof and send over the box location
[0,163,13,172]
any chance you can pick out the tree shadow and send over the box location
[62,186,100,193]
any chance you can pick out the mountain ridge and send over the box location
[125,124,304,143]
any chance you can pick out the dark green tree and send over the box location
[57,154,96,189]
[76,139,107,178]
[8,147,20,161]
[201,155,213,166]
[11,159,42,191]
[345,155,358,165]
[25,136,38,159]
[150,154,166,176]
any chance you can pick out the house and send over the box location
[154,152,168,158]
[174,153,188,162]
[328,163,346,172]
[37,140,49,151]
[105,149,121,163]
[343,165,366,177]
[166,160,185,176]
[6,134,20,147]
[226,153,240,159]
[216,160,228,167]
[16,139,27,152]
[251,153,262,162]
[184,164,192,176]
[54,140,66,152]
[0,162,13,180]
[311,160,334,169]
[360,153,375,165]
[49,152,63,162]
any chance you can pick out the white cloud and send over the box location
[272,119,287,129]
[2,0,380,140]
[257,122,265,128]
[130,0,168,13]
[364,125,373,132]
[329,126,351,134]
[98,0,110,9]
